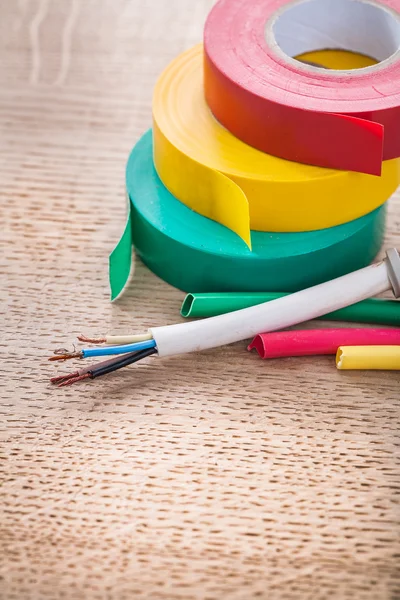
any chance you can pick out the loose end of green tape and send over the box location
[109,209,133,301]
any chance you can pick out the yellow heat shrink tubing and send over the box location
[336,346,400,371]
[153,45,400,247]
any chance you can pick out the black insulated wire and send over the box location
[91,347,157,379]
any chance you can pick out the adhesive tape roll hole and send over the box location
[269,0,400,74]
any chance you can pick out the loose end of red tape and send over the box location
[336,115,384,176]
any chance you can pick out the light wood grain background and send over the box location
[1,1,400,599]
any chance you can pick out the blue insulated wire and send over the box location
[82,339,156,359]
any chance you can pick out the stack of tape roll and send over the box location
[110,0,400,300]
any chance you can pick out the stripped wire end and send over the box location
[58,373,92,388]
[50,372,80,385]
[49,352,83,362]
[77,335,107,345]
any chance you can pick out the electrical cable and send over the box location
[88,348,157,379]
[50,249,400,384]
[78,334,153,346]
[49,339,156,362]
[57,348,158,387]
[150,250,400,357]
[51,355,129,386]
[82,339,156,359]
[248,328,400,360]
[336,346,400,371]
[181,293,400,324]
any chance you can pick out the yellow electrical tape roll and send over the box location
[153,45,400,247]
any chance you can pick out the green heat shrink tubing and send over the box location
[181,293,400,326]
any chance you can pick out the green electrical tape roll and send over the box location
[181,293,400,326]
[109,130,387,300]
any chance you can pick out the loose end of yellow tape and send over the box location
[212,170,252,249]
[153,123,252,249]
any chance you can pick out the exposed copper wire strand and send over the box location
[58,374,91,388]
[77,335,106,345]
[54,349,157,388]
[49,352,83,362]
[51,372,80,385]
[50,356,126,385]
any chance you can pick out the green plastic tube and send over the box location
[181,293,400,325]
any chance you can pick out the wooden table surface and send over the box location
[1,1,400,598]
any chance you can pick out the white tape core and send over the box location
[270,0,400,68]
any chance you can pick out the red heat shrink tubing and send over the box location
[248,328,400,359]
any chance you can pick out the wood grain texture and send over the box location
[1,1,400,598]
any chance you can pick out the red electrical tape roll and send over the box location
[204,0,400,175]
